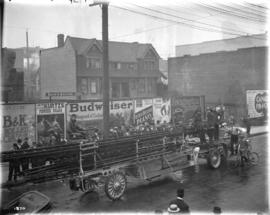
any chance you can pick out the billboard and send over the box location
[171,96,204,124]
[1,104,36,151]
[66,100,134,135]
[153,98,171,124]
[134,98,153,125]
[247,90,268,118]
[36,103,66,144]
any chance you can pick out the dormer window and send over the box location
[128,63,136,70]
[86,58,101,69]
[144,60,155,71]
[111,62,121,70]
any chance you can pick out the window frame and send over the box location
[86,57,101,69]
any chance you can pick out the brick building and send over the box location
[40,34,161,100]
[1,48,24,102]
[1,47,41,102]
[168,35,268,118]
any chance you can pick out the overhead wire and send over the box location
[111,5,243,36]
[215,3,267,19]
[125,2,260,36]
[110,3,266,41]
[234,2,268,15]
[195,1,266,23]
[245,2,269,10]
[110,7,222,39]
[157,3,266,32]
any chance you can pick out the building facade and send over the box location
[40,34,160,101]
[175,33,267,57]
[1,48,24,102]
[1,47,41,103]
[169,46,267,105]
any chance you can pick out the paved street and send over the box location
[1,134,268,213]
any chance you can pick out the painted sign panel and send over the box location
[36,103,66,144]
[134,98,153,125]
[171,96,203,124]
[1,104,36,151]
[247,90,268,118]
[66,100,134,136]
[153,98,171,124]
[134,105,153,125]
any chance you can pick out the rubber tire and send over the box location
[105,172,127,200]
[207,149,221,169]
[248,152,259,166]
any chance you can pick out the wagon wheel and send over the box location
[207,149,221,169]
[105,172,127,200]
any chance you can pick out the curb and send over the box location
[249,131,268,138]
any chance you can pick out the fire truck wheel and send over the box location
[105,172,127,200]
[207,149,221,169]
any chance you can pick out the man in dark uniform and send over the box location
[168,188,190,213]
[212,109,219,141]
[194,110,206,144]
[21,137,30,173]
[243,117,251,136]
[8,143,20,182]
[207,108,215,142]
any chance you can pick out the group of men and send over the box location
[68,113,173,140]
[192,107,223,144]
[8,138,30,182]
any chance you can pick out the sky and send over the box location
[3,0,269,59]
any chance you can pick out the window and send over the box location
[128,63,136,70]
[79,78,88,95]
[121,82,130,97]
[147,78,152,93]
[86,58,101,69]
[138,79,146,93]
[111,82,130,98]
[131,79,136,90]
[88,79,97,94]
[117,63,121,70]
[91,81,97,94]
[112,82,121,98]
[111,62,121,70]
[144,61,155,71]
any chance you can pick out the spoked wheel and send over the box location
[207,149,221,169]
[105,172,127,200]
[248,152,259,166]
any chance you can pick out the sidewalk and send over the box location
[249,125,268,137]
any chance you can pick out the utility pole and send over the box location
[102,3,109,139]
[26,30,30,100]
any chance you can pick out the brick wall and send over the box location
[168,47,267,106]
[40,40,77,100]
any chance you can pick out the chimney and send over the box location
[57,34,64,47]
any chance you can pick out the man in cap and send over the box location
[168,188,190,213]
[213,206,222,214]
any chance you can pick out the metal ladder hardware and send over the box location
[162,156,174,172]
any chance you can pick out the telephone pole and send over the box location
[102,3,109,139]
[26,30,30,100]
[88,1,110,138]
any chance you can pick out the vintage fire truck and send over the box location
[1,126,227,200]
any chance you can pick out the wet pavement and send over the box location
[1,134,268,213]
